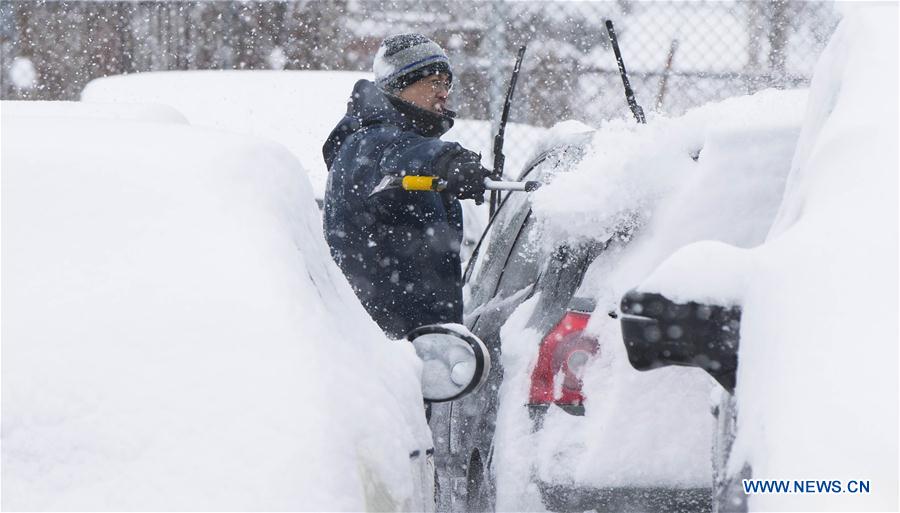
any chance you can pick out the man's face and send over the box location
[398,73,451,114]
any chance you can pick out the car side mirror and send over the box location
[619,289,741,392]
[407,324,491,402]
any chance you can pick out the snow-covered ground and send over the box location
[490,2,897,512]
[1,102,436,511]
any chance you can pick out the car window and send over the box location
[463,140,591,320]
[463,183,529,285]
[463,193,531,317]
[463,141,588,284]
[523,239,605,332]
[493,213,541,299]
[570,235,627,315]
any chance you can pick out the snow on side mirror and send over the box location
[407,324,491,403]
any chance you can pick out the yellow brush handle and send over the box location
[402,176,438,191]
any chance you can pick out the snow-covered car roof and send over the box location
[81,70,370,199]
[2,102,433,510]
[81,70,548,200]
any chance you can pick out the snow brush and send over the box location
[369,175,541,197]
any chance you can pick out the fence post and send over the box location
[767,0,790,88]
[486,0,507,171]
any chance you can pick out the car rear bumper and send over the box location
[526,406,711,512]
[538,482,712,513]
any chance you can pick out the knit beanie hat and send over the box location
[373,34,453,93]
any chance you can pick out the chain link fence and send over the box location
[469,0,839,163]
[2,0,840,173]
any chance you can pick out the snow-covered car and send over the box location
[81,70,546,200]
[428,79,815,511]
[1,101,460,511]
[80,70,369,203]
[618,6,898,512]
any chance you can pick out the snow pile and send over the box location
[493,294,548,509]
[80,70,546,200]
[3,100,188,124]
[735,5,896,510]
[531,88,807,253]
[638,240,753,307]
[634,4,898,510]
[81,70,370,199]
[1,104,434,511]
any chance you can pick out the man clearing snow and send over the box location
[323,33,490,339]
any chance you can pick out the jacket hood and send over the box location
[323,79,455,169]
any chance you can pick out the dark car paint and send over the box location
[539,484,712,513]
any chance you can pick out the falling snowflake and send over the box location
[268,47,287,70]
[10,57,37,90]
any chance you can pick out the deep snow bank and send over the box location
[81,70,369,199]
[2,99,188,124]
[735,5,898,511]
[1,105,432,511]
[531,88,807,253]
[636,3,898,511]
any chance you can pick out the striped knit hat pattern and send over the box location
[373,33,453,93]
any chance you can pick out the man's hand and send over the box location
[434,148,491,204]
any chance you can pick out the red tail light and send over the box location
[529,311,599,405]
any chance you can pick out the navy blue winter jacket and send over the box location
[323,79,467,338]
